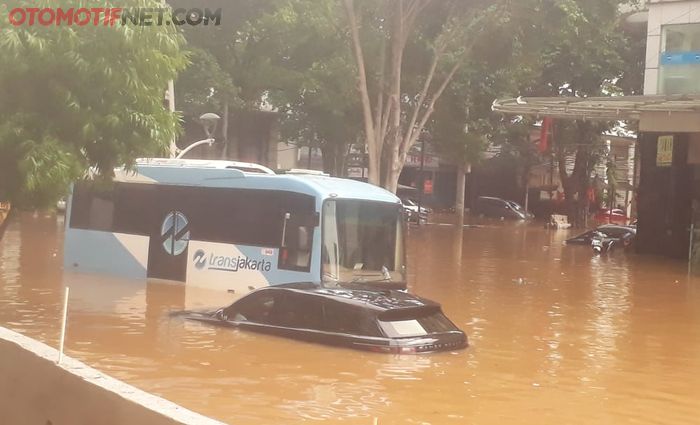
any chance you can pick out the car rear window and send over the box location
[378,311,456,337]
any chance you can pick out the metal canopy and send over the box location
[491,94,700,121]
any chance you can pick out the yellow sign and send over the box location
[657,135,674,167]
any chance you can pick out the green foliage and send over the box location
[0,0,187,208]
[263,0,362,174]
[172,0,283,114]
[429,0,547,167]
[176,47,238,116]
[175,0,362,174]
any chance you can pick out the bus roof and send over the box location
[114,158,399,204]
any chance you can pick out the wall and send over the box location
[0,326,225,425]
[636,132,693,259]
[688,133,700,163]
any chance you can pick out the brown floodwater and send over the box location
[1,213,700,424]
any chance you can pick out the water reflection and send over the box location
[1,213,700,424]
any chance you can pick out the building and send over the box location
[492,0,700,270]
[637,0,700,262]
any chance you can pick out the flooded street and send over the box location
[2,213,700,424]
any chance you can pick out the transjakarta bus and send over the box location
[64,159,406,294]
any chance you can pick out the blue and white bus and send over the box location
[64,159,406,294]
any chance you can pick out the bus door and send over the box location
[147,188,190,282]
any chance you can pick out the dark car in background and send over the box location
[185,283,467,354]
[472,196,533,220]
[565,224,637,245]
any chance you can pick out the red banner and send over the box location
[539,117,552,153]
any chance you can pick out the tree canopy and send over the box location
[0,0,187,208]
[1,0,644,209]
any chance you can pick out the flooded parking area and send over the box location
[2,213,700,424]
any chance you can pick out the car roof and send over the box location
[598,224,635,231]
[251,285,439,313]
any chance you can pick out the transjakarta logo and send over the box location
[192,249,271,272]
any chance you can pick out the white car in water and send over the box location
[401,198,431,223]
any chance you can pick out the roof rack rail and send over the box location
[279,168,329,176]
[134,158,275,174]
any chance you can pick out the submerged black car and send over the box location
[472,196,533,220]
[565,224,636,245]
[185,283,467,354]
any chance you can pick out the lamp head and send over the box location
[199,113,221,138]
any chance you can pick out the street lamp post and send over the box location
[174,113,221,159]
[417,136,426,226]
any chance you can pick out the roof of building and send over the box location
[492,94,700,121]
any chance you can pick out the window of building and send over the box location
[659,24,700,95]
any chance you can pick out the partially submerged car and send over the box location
[401,198,431,224]
[565,224,636,245]
[185,283,467,354]
[472,196,533,220]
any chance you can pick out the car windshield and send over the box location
[322,200,405,286]
[507,201,525,212]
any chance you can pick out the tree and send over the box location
[176,0,363,175]
[488,0,644,226]
[0,0,187,208]
[171,0,279,157]
[262,0,363,175]
[342,0,508,192]
[428,4,546,216]
[530,0,638,227]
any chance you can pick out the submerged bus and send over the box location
[64,159,406,294]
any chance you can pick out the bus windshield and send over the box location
[322,200,405,287]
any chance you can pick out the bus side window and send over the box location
[69,182,114,232]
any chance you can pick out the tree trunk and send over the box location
[343,0,380,186]
[321,146,333,175]
[0,203,12,241]
[382,140,402,193]
[343,0,466,193]
[455,163,467,222]
[320,143,349,176]
[335,145,347,177]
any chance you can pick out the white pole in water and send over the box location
[57,287,70,365]
[373,418,378,425]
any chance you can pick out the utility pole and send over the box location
[167,80,177,158]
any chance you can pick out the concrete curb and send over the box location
[0,326,227,425]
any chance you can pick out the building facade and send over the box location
[638,0,700,265]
